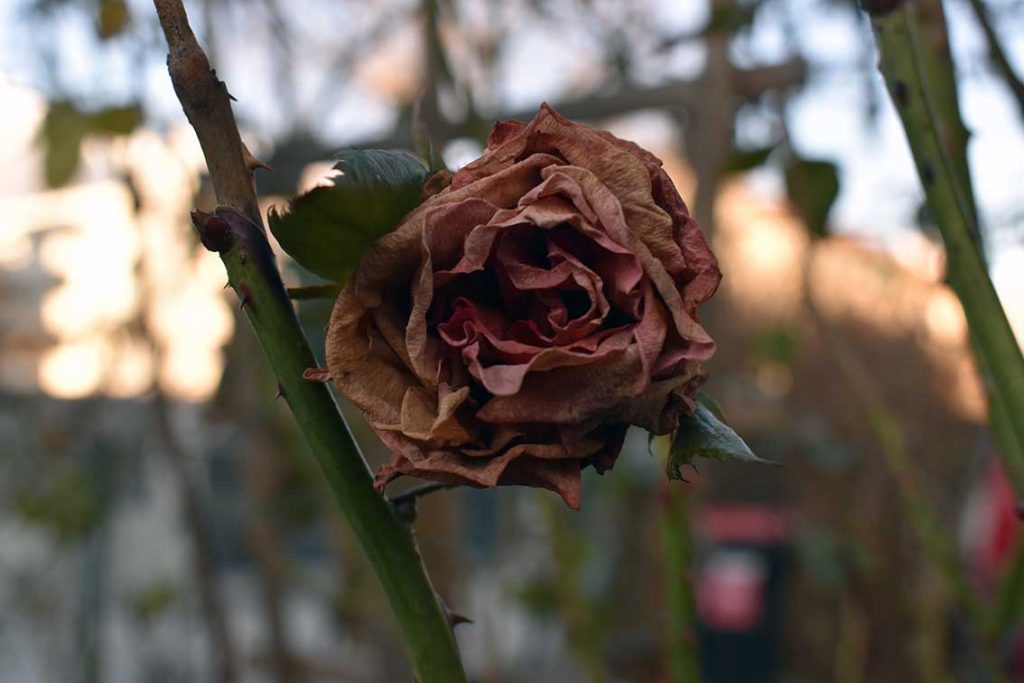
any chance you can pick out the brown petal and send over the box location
[328,154,565,431]
[539,164,714,358]
[399,385,476,444]
[476,342,647,424]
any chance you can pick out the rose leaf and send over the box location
[268,149,429,284]
[784,157,840,240]
[721,144,776,177]
[667,402,773,480]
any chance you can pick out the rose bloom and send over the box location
[326,104,720,508]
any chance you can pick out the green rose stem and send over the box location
[151,2,469,681]
[656,438,701,683]
[912,0,1024,488]
[911,0,1024,636]
[866,1,1024,490]
[867,0,1024,665]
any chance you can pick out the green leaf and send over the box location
[721,145,776,176]
[268,150,429,283]
[130,581,179,622]
[704,3,757,34]
[696,391,726,422]
[14,467,100,542]
[39,101,143,187]
[87,104,143,134]
[750,324,800,366]
[40,102,88,187]
[667,403,772,480]
[785,158,840,239]
[96,0,131,40]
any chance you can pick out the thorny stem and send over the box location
[912,0,1024,489]
[868,2,1024,493]
[909,0,1024,635]
[152,2,469,681]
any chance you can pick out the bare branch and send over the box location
[967,0,1024,121]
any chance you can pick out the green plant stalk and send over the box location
[869,3,1024,492]
[153,2,468,678]
[914,0,976,223]
[657,449,701,683]
[201,211,469,683]
[541,495,610,682]
[908,2,1024,642]
[912,0,1024,492]
[985,539,1024,637]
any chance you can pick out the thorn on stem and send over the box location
[274,383,286,401]
[237,284,254,312]
[241,142,272,173]
[445,607,473,629]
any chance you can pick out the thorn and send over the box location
[237,284,254,312]
[302,367,332,383]
[223,281,231,290]
[274,383,286,401]
[241,142,272,173]
[446,608,473,628]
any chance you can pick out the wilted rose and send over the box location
[326,104,721,508]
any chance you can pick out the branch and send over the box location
[658,473,700,683]
[153,391,239,683]
[966,0,1024,122]
[154,0,261,223]
[913,0,1024,496]
[868,2,1024,495]
[350,59,806,151]
[152,3,468,681]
